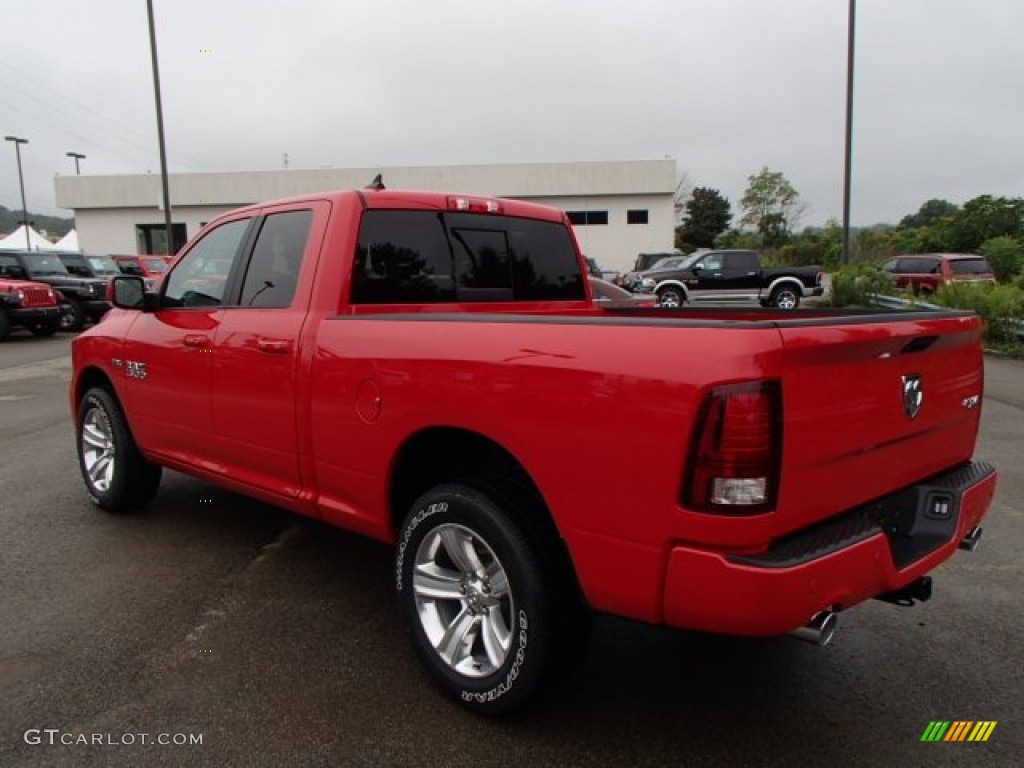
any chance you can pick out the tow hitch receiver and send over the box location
[875,576,933,607]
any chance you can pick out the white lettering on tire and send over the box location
[395,501,448,591]
[461,610,529,703]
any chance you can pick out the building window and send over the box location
[136,223,187,255]
[627,209,649,224]
[566,210,609,226]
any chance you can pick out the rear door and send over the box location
[208,202,328,498]
[772,311,984,536]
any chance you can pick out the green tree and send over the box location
[739,167,805,246]
[943,195,1024,252]
[678,187,732,249]
[899,199,959,229]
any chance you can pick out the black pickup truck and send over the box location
[0,251,110,331]
[625,249,823,308]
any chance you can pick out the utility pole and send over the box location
[841,0,856,263]
[5,135,31,250]
[146,0,175,255]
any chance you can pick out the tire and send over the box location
[60,298,86,332]
[76,387,162,514]
[769,285,800,309]
[657,286,685,308]
[395,483,564,714]
[29,319,59,337]
[0,309,10,340]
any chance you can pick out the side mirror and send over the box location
[109,276,149,309]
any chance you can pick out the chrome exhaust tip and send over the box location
[959,526,982,552]
[789,610,838,647]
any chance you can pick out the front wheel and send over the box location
[76,387,162,513]
[657,286,685,308]
[29,319,59,337]
[60,299,86,332]
[769,286,800,309]
[396,483,555,714]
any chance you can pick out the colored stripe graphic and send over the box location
[921,721,950,741]
[923,721,997,742]
[946,721,972,741]
[968,722,997,742]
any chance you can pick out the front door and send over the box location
[120,216,253,465]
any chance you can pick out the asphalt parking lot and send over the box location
[1,333,1021,767]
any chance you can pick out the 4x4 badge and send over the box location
[902,374,923,419]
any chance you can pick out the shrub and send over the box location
[934,282,1024,345]
[979,236,1024,282]
[824,263,896,307]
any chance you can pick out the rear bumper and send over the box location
[804,285,824,297]
[662,461,997,636]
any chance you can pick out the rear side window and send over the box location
[950,259,991,275]
[730,251,759,271]
[239,210,313,308]
[351,211,584,304]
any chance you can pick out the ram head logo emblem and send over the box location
[902,374,923,420]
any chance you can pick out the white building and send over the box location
[54,159,677,274]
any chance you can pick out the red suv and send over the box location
[881,253,996,295]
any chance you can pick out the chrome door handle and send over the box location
[183,334,211,348]
[257,338,292,354]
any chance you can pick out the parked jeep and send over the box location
[0,251,110,331]
[0,276,62,339]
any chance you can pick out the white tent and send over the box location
[54,229,80,251]
[0,224,59,251]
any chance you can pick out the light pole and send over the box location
[66,151,86,175]
[146,0,174,255]
[841,0,856,264]
[4,135,31,251]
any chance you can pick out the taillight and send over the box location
[446,195,502,213]
[683,380,781,513]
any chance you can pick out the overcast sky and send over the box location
[1,0,1021,227]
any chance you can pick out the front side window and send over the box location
[239,210,313,308]
[163,219,251,308]
[701,254,724,271]
[0,254,27,279]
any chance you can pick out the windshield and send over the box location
[650,253,701,272]
[24,254,70,276]
[87,256,121,275]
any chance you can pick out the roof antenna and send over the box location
[366,173,385,191]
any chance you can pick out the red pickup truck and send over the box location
[70,188,997,713]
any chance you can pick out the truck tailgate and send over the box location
[773,311,984,537]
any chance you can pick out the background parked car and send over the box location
[588,277,657,308]
[0,277,62,339]
[880,253,996,295]
[57,252,122,281]
[113,254,169,288]
[0,251,110,331]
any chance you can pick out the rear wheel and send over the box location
[76,387,162,513]
[396,482,586,714]
[769,285,800,309]
[657,286,685,308]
